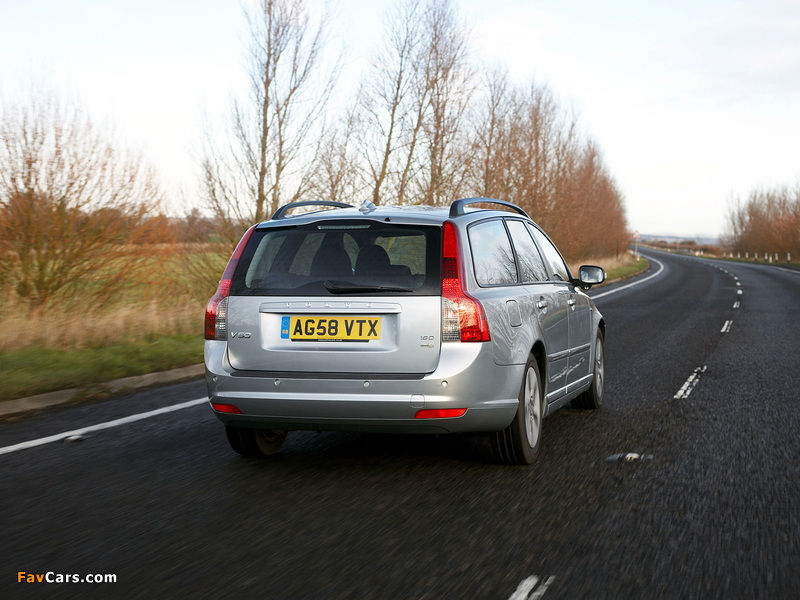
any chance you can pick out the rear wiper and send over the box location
[324,280,414,294]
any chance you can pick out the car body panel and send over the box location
[206,339,520,433]
[526,281,571,403]
[566,289,594,389]
[226,296,442,374]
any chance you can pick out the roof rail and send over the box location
[271,201,354,220]
[449,197,529,218]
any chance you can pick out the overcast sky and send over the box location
[2,0,799,239]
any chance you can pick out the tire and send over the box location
[491,356,543,465]
[225,425,287,457]
[573,330,604,410]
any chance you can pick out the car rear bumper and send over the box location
[205,340,520,434]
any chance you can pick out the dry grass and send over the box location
[1,249,643,353]
[0,297,205,352]
[569,251,642,277]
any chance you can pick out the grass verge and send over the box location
[604,256,650,282]
[1,334,204,402]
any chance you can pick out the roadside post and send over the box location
[632,230,642,261]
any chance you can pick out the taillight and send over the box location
[205,225,257,341]
[415,408,467,419]
[211,403,242,414]
[441,221,490,343]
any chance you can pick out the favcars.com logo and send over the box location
[17,571,117,584]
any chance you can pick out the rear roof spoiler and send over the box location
[449,197,529,218]
[270,201,354,220]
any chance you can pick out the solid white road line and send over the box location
[591,256,666,300]
[0,398,208,456]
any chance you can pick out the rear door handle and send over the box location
[537,300,548,309]
[568,298,576,307]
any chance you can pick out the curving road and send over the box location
[1,249,799,599]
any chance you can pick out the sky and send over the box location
[2,0,799,240]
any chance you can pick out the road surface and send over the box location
[2,250,799,599]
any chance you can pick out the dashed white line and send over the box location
[508,576,539,600]
[733,301,740,309]
[508,575,555,600]
[674,366,707,400]
[721,320,733,333]
[0,398,208,456]
[530,576,556,599]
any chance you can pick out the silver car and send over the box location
[205,198,606,464]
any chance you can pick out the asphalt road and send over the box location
[2,249,799,599]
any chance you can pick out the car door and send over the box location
[566,287,592,390]
[526,223,590,398]
[504,220,570,402]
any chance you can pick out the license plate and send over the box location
[281,316,381,341]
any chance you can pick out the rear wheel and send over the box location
[491,356,543,465]
[225,425,287,457]
[573,330,604,409]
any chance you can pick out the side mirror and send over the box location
[574,265,606,290]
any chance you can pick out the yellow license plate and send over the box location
[282,316,381,341]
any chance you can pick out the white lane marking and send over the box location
[776,267,800,275]
[737,289,743,295]
[0,398,208,456]
[733,301,740,309]
[530,576,556,599]
[721,320,733,333]
[508,575,555,600]
[591,256,665,300]
[508,575,539,600]
[674,366,707,399]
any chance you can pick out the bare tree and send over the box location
[469,66,515,200]
[0,89,170,309]
[309,105,364,204]
[358,0,426,205]
[355,0,473,206]
[195,0,630,264]
[202,0,338,227]
[417,0,474,205]
[467,72,628,260]
[725,184,800,258]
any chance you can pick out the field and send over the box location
[1,250,647,403]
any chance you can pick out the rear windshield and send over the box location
[230,220,441,296]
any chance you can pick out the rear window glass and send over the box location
[230,221,441,296]
[468,219,518,286]
[506,220,548,282]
